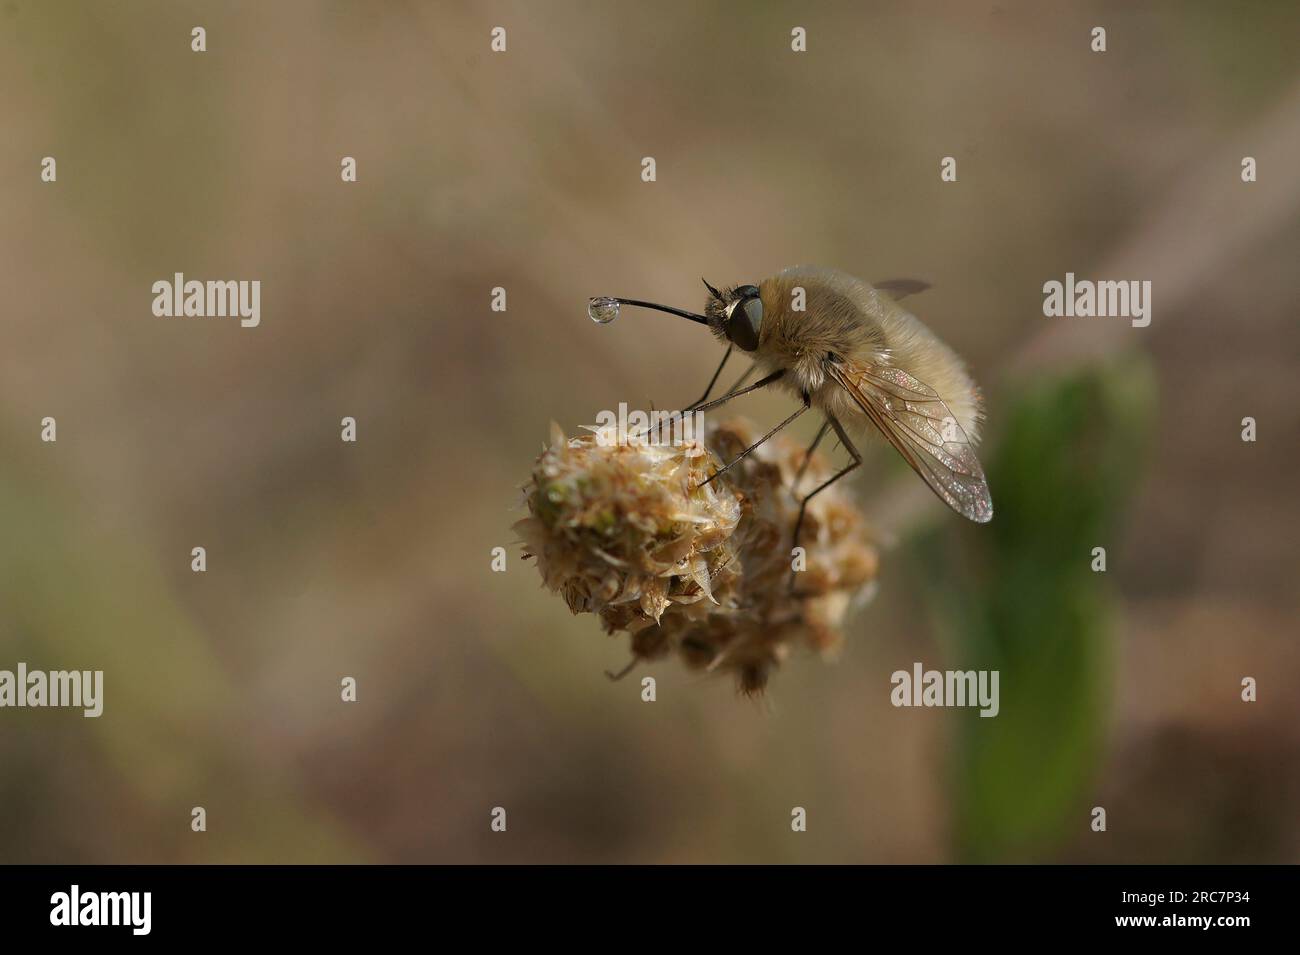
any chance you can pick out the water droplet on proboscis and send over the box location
[588,297,621,324]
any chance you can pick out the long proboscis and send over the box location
[599,297,710,326]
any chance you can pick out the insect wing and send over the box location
[827,361,993,523]
[872,278,931,301]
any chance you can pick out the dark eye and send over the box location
[726,292,763,351]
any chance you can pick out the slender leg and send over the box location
[683,346,731,411]
[688,369,784,415]
[793,419,830,492]
[700,397,809,487]
[629,369,784,444]
[676,358,759,415]
[789,413,862,593]
[720,362,758,399]
[629,356,767,445]
[605,658,638,681]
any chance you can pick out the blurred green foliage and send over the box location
[914,355,1157,861]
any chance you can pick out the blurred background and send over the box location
[1,0,1297,863]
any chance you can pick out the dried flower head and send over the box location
[515,418,879,693]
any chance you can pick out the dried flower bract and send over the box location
[515,418,879,693]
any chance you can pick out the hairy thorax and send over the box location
[756,266,982,439]
[757,270,883,401]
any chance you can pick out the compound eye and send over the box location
[726,294,763,351]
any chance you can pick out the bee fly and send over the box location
[589,265,992,584]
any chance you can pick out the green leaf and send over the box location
[916,355,1156,861]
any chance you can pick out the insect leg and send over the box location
[683,346,732,411]
[628,366,782,442]
[627,353,765,444]
[793,418,831,492]
[699,396,809,487]
[722,361,758,396]
[685,359,759,413]
[688,368,784,415]
[789,412,862,593]
[604,658,639,681]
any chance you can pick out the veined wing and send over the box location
[827,360,993,523]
